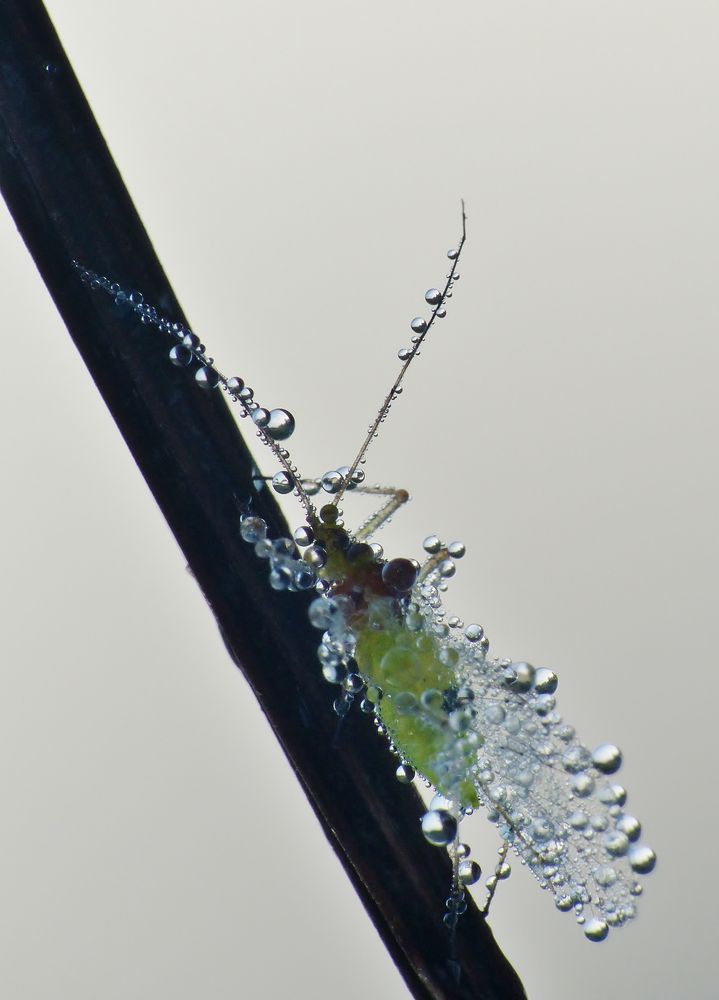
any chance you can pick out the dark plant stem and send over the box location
[0,3,526,997]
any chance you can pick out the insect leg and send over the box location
[350,485,410,541]
[481,841,511,917]
[249,476,409,541]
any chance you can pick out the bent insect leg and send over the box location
[481,841,511,917]
[348,484,410,542]
[249,476,410,541]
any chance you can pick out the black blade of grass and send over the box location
[0,4,526,997]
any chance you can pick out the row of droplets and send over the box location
[73,263,307,503]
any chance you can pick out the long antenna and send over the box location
[333,202,467,507]
[72,263,317,522]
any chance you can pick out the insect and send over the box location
[74,205,655,944]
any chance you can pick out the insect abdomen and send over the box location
[355,618,480,808]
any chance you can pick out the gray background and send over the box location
[1,1,716,997]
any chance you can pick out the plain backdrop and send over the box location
[1,2,717,998]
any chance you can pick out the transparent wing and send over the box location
[411,580,656,941]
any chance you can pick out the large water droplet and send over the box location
[421,810,457,846]
[271,471,294,495]
[239,516,267,544]
[599,783,627,806]
[321,470,343,494]
[592,743,622,774]
[395,763,415,784]
[423,535,442,554]
[169,345,192,367]
[195,366,219,389]
[584,918,609,942]
[304,543,328,568]
[562,745,593,774]
[425,288,442,305]
[628,844,656,874]
[504,661,535,693]
[603,831,630,857]
[267,408,295,441]
[226,376,245,395]
[464,623,484,642]
[410,317,427,334]
[293,525,314,547]
[616,815,641,841]
[534,667,558,694]
[459,859,482,885]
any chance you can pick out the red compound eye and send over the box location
[381,557,419,593]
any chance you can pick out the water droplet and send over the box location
[562,745,593,773]
[572,773,595,798]
[293,525,314,546]
[421,810,457,847]
[529,817,555,842]
[616,815,641,841]
[271,471,294,495]
[422,535,442,554]
[595,866,617,887]
[195,366,219,389]
[592,743,622,774]
[398,347,412,361]
[599,783,627,806]
[504,661,535,693]
[534,668,558,694]
[464,623,484,642]
[333,692,353,717]
[169,345,192,367]
[252,407,270,428]
[320,659,346,684]
[628,844,656,874]
[269,567,293,590]
[425,288,442,305]
[343,673,365,694]
[304,543,328,568]
[447,540,465,559]
[254,539,272,560]
[603,831,630,857]
[267,408,295,440]
[410,317,427,334]
[459,860,482,885]
[584,918,609,942]
[226,376,245,395]
[438,558,455,578]
[395,763,415,784]
[321,470,343,494]
[447,249,459,260]
[293,565,316,590]
[239,516,267,544]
